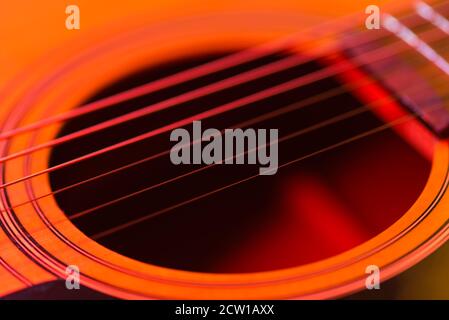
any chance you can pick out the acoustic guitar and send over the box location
[1,0,449,299]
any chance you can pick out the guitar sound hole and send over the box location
[49,51,431,273]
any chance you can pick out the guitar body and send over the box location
[1,0,449,299]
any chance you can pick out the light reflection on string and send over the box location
[382,10,449,76]
[416,1,449,35]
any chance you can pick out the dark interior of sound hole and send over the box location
[49,51,431,273]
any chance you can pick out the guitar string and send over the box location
[0,19,444,250]
[90,110,445,240]
[1,24,447,190]
[2,24,447,168]
[0,0,447,289]
[50,17,449,240]
[0,76,383,213]
[9,31,448,217]
[0,25,442,166]
[75,76,449,224]
[89,47,449,240]
[0,72,443,260]
[3,60,447,246]
[0,0,446,142]
[0,3,448,167]
[0,47,446,274]
[0,1,444,242]
[0,14,360,141]
[7,50,445,219]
